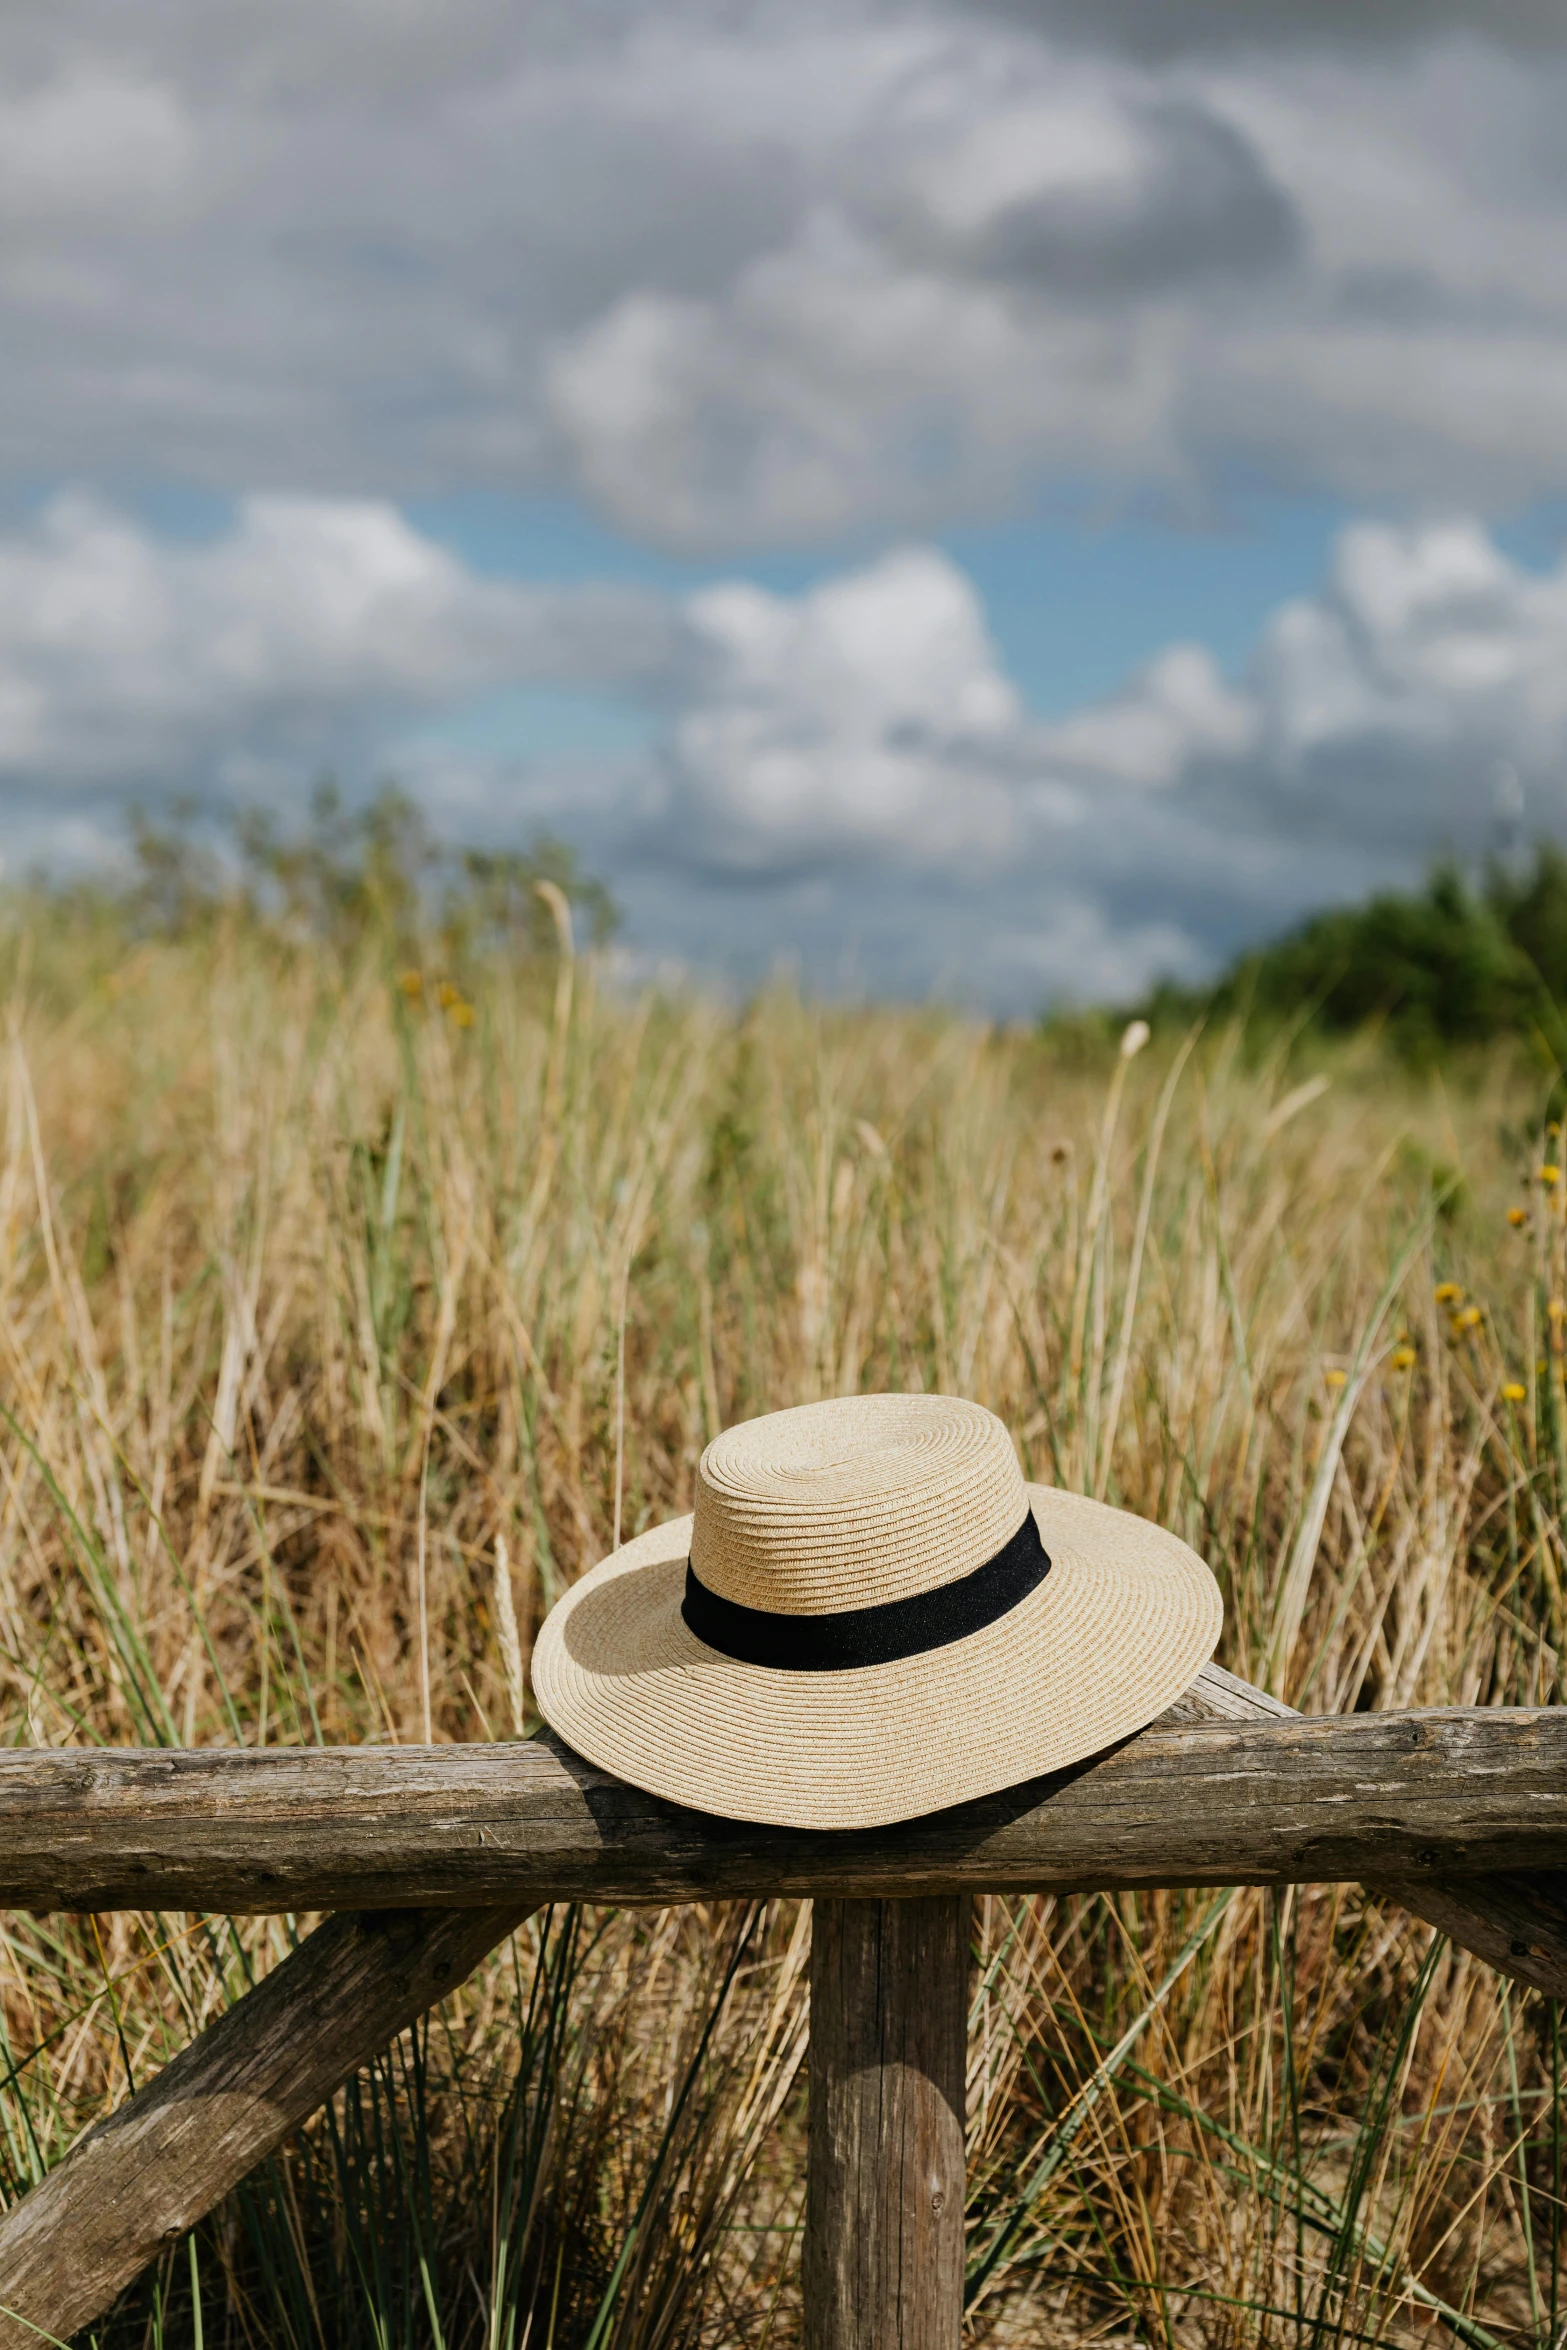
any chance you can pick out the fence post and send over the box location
[804,1895,969,2350]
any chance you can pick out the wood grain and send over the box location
[0,1901,533,2349]
[1174,1663,1567,1996]
[804,1896,968,2350]
[0,1690,1561,1915]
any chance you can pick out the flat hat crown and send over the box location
[690,1393,1028,1616]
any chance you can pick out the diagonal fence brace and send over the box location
[0,1902,534,2349]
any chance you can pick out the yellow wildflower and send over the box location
[1390,1346,1416,1371]
[397,969,423,998]
[449,999,476,1029]
[1502,1382,1526,1403]
[1452,1305,1483,1332]
[1508,1206,1529,1227]
[1541,1164,1562,1187]
[436,979,459,1008]
[1323,1367,1347,1388]
[1433,1282,1462,1304]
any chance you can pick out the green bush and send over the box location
[1142,846,1567,1061]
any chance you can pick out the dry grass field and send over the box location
[0,903,1562,2346]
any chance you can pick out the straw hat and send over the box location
[530,1392,1222,1830]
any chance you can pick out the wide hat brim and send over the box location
[531,1485,1222,1829]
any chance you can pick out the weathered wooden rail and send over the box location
[0,1662,1563,2346]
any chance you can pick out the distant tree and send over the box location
[447,839,619,957]
[1486,843,1567,1005]
[235,780,436,950]
[124,798,231,936]
[96,783,619,965]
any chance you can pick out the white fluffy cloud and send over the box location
[1038,645,1257,791]
[4,8,1567,541]
[0,494,670,792]
[664,519,1567,884]
[6,492,1567,1006]
[643,516,1567,999]
[669,550,1023,870]
[1044,518,1567,851]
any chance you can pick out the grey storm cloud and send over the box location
[0,3,1566,542]
[885,96,1301,299]
[984,0,1567,56]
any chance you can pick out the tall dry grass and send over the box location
[0,909,1561,2347]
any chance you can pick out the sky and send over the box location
[4,3,1567,1007]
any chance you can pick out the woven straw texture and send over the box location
[531,1394,1223,1830]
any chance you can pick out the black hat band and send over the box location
[681,1507,1050,1673]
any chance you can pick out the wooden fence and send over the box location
[0,1660,1563,2348]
